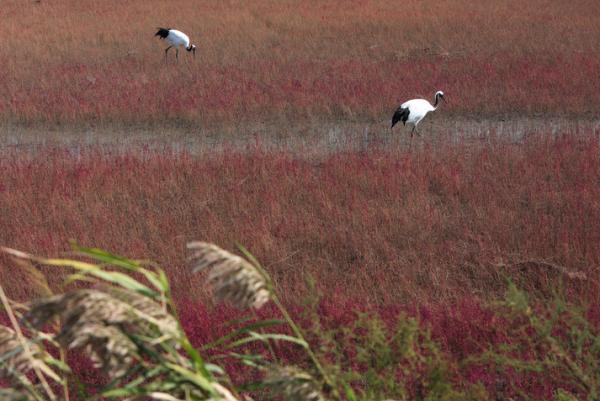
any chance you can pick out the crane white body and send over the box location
[164,29,191,48]
[155,28,196,62]
[391,91,445,137]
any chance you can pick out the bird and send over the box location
[155,28,196,63]
[391,91,446,137]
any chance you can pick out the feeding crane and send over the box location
[155,28,196,63]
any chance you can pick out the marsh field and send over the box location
[1,1,599,400]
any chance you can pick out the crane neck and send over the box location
[433,94,445,109]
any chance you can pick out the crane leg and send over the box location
[164,46,172,64]
[176,49,179,61]
[414,124,422,137]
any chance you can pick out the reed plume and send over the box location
[187,241,270,310]
[25,288,177,378]
[105,286,179,340]
[0,325,40,383]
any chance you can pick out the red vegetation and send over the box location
[178,298,599,400]
[2,1,599,398]
[1,132,598,306]
[1,131,599,400]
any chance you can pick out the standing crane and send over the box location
[391,91,446,137]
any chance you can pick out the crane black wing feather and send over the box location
[391,107,410,128]
[155,28,171,39]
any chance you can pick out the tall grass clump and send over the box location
[469,283,600,400]
[0,242,342,401]
[1,242,598,400]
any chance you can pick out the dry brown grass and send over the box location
[1,0,599,124]
[4,0,599,65]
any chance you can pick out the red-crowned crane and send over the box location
[391,91,446,137]
[155,28,196,63]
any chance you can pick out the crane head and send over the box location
[435,91,446,102]
[187,44,197,58]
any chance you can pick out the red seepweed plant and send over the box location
[0,131,598,305]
